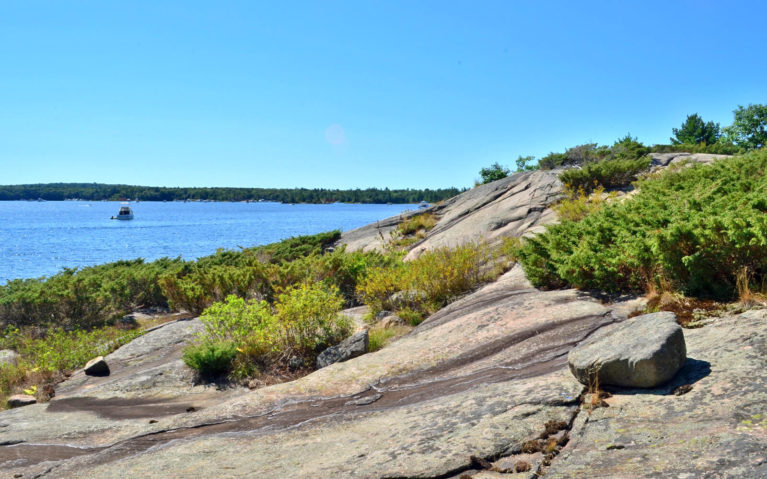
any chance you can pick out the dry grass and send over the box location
[367,324,413,352]
[554,185,616,222]
[584,363,609,412]
[736,266,767,308]
[387,213,438,250]
[398,212,437,236]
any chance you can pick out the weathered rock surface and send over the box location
[337,169,563,256]
[316,330,369,369]
[0,350,19,367]
[6,395,36,409]
[0,268,620,478]
[83,356,110,376]
[568,311,686,388]
[547,309,767,478]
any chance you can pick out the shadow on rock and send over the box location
[604,357,711,397]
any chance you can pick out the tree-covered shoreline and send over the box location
[0,183,465,204]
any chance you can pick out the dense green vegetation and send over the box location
[722,104,767,150]
[0,230,390,402]
[478,162,511,184]
[558,157,652,193]
[0,258,184,330]
[517,149,767,301]
[0,230,374,329]
[0,222,514,386]
[538,135,650,170]
[0,183,463,204]
[0,325,143,406]
[357,241,513,324]
[185,283,350,378]
[184,237,515,378]
[671,113,720,145]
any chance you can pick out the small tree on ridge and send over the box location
[671,113,720,145]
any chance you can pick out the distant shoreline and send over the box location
[0,183,464,204]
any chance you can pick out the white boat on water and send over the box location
[111,203,134,220]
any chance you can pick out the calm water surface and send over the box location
[0,201,417,283]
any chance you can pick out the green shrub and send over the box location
[272,282,349,358]
[198,295,273,342]
[539,136,648,170]
[650,143,743,155]
[357,242,499,324]
[254,230,341,264]
[553,185,613,222]
[519,150,767,300]
[479,162,510,184]
[368,324,412,352]
[558,157,651,193]
[182,341,238,378]
[159,261,273,315]
[0,258,184,330]
[0,324,143,407]
[187,282,349,379]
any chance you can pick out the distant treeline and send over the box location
[0,183,465,204]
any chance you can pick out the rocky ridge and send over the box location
[3,154,765,478]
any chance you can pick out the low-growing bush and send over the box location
[272,282,349,358]
[0,231,343,331]
[558,157,651,193]
[0,324,143,407]
[554,185,614,222]
[398,213,437,236]
[357,242,500,324]
[185,282,350,379]
[159,261,273,315]
[0,258,183,330]
[518,150,767,300]
[254,230,341,264]
[539,136,648,170]
[182,341,238,378]
[650,142,743,155]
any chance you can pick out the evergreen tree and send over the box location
[671,113,720,145]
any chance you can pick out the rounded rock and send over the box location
[568,311,686,388]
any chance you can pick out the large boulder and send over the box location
[316,330,369,369]
[568,311,686,388]
[0,349,20,367]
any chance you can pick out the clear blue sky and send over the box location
[1,1,765,189]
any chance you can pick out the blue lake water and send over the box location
[0,201,417,283]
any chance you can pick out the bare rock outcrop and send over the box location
[0,268,620,478]
[547,309,767,478]
[337,169,563,257]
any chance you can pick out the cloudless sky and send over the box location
[1,1,766,189]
